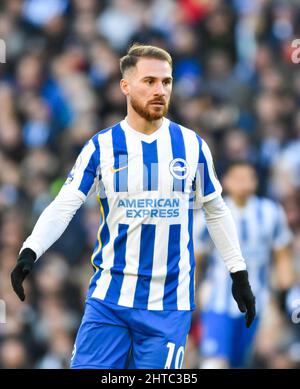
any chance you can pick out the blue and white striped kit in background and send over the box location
[194,195,292,366]
[64,117,222,311]
[194,195,293,317]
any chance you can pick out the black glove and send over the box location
[11,248,36,301]
[231,270,256,328]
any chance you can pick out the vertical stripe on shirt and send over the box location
[123,126,144,195]
[88,196,110,299]
[177,204,192,310]
[112,123,128,192]
[163,224,181,309]
[156,120,173,197]
[142,140,158,191]
[197,137,216,198]
[147,222,170,310]
[118,223,142,307]
[104,223,129,304]
[169,122,186,192]
[188,208,195,310]
[240,218,248,242]
[133,224,156,308]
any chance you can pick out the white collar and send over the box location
[120,117,169,143]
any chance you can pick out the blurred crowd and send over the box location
[0,0,300,369]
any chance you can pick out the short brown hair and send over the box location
[120,43,172,76]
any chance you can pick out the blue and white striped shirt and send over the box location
[64,117,222,310]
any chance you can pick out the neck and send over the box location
[126,105,163,135]
[231,196,249,208]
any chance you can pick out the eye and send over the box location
[163,79,171,86]
[146,79,154,85]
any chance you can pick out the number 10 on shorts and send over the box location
[164,342,185,369]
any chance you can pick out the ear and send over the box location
[120,78,129,96]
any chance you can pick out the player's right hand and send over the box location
[11,248,36,301]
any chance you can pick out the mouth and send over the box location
[149,102,165,106]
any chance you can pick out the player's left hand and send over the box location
[230,270,256,328]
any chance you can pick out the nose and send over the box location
[154,82,165,96]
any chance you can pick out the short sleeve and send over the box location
[63,137,100,201]
[195,136,222,203]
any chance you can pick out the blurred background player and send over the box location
[194,160,294,368]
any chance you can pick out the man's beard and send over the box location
[130,96,169,121]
